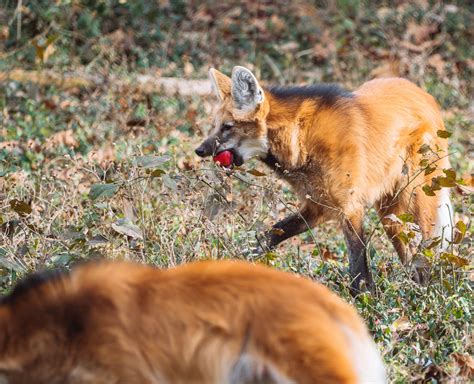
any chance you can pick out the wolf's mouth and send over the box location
[226,149,244,167]
[230,149,244,166]
[213,148,244,167]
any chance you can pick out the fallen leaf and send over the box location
[183,61,194,77]
[162,174,178,191]
[88,146,116,165]
[428,54,446,76]
[112,218,143,239]
[391,316,412,333]
[192,7,213,23]
[247,169,266,177]
[10,199,32,216]
[43,129,79,150]
[407,22,438,45]
[0,26,9,40]
[452,353,474,379]
[371,61,400,78]
[135,155,171,169]
[88,234,109,246]
[321,248,338,261]
[0,252,25,272]
[0,140,20,151]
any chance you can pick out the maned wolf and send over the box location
[0,260,386,383]
[195,66,452,292]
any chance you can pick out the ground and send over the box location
[0,1,473,382]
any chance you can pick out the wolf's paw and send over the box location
[242,233,273,260]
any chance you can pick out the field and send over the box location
[0,1,472,382]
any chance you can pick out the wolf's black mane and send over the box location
[1,268,67,305]
[266,84,353,107]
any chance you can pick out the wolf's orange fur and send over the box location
[0,260,385,383]
[196,67,452,292]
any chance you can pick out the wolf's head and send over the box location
[195,66,269,167]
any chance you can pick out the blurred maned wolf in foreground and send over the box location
[0,260,385,383]
[195,66,452,293]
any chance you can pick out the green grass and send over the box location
[0,1,473,382]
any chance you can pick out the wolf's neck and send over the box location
[262,97,308,170]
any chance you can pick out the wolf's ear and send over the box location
[231,66,264,113]
[209,68,231,101]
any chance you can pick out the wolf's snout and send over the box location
[195,139,216,157]
[195,146,206,157]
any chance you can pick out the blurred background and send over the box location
[0,1,473,382]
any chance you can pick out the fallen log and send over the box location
[0,69,213,96]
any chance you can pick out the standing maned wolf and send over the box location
[195,66,452,293]
[0,260,386,383]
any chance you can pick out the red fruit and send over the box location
[213,150,233,167]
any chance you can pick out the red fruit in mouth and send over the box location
[213,150,233,167]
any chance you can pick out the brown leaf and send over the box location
[247,169,266,177]
[321,248,337,261]
[43,99,57,110]
[192,7,212,23]
[399,37,443,53]
[452,353,474,379]
[270,14,286,33]
[106,29,134,52]
[126,118,146,127]
[10,199,32,216]
[371,61,400,78]
[43,129,78,150]
[391,316,412,333]
[0,140,20,151]
[88,145,116,165]
[407,22,438,45]
[428,54,446,76]
[183,61,194,77]
[249,18,267,33]
[0,26,9,40]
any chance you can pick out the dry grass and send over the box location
[0,0,473,381]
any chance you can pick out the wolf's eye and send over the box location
[222,122,234,131]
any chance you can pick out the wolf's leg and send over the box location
[341,211,373,295]
[256,204,323,252]
[376,186,450,286]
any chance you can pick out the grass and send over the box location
[0,1,473,382]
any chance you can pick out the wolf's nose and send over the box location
[195,147,206,157]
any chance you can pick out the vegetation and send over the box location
[1,1,472,381]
